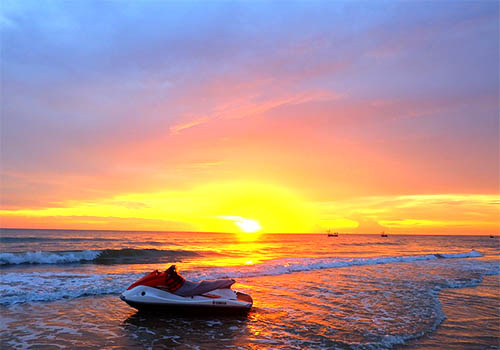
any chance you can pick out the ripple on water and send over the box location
[1,257,498,349]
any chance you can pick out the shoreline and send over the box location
[399,274,499,349]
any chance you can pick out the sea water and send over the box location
[0,229,498,349]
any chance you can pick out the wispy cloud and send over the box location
[312,194,500,234]
[169,116,211,134]
[169,89,345,134]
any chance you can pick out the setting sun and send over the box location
[236,219,261,233]
[218,216,262,233]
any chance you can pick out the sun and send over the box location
[218,216,262,233]
[235,218,262,233]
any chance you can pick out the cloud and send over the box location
[169,89,345,134]
[0,214,195,231]
[312,194,500,234]
[170,116,211,134]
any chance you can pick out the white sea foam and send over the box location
[0,250,102,265]
[0,271,144,305]
[0,248,196,265]
[438,251,482,258]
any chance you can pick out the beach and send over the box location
[1,229,498,349]
[2,1,499,348]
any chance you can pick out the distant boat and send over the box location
[490,235,495,238]
[327,230,339,237]
[381,231,388,237]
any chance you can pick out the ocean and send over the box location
[0,228,498,349]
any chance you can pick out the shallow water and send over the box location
[402,274,500,350]
[1,229,499,349]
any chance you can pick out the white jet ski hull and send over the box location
[120,285,253,314]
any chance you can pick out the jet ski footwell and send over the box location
[120,285,253,315]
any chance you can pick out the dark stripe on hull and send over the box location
[121,296,251,316]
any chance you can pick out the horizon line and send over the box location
[0,227,496,236]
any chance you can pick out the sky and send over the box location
[0,0,498,235]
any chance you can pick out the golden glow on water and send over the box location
[195,240,273,267]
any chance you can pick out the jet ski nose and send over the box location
[120,294,126,301]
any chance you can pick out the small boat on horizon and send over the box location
[381,231,388,237]
[327,230,339,237]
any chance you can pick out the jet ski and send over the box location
[120,267,253,314]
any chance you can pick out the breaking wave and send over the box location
[0,250,492,306]
[0,248,482,267]
[0,248,199,266]
[0,249,492,305]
